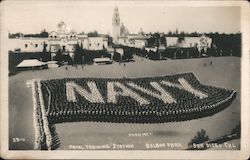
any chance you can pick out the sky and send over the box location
[1,0,241,34]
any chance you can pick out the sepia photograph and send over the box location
[0,0,249,159]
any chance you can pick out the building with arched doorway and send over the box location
[8,21,109,59]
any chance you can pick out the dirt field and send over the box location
[9,56,240,150]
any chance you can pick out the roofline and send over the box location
[9,37,49,40]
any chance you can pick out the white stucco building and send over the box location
[165,35,212,52]
[9,38,48,53]
[116,35,148,49]
[86,37,108,50]
[8,21,108,55]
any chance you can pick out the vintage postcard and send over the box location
[0,0,249,159]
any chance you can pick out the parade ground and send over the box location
[9,56,240,150]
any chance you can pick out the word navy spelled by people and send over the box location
[37,73,236,124]
[66,78,208,105]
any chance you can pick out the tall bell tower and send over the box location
[112,6,120,44]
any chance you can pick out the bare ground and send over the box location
[9,56,240,150]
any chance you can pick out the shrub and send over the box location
[188,129,210,147]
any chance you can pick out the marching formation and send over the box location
[30,72,236,150]
[39,73,236,124]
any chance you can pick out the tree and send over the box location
[55,49,62,66]
[107,35,113,46]
[188,129,210,147]
[147,36,155,47]
[40,29,49,37]
[9,32,23,38]
[74,43,83,64]
[41,41,47,61]
[175,28,179,35]
[88,30,99,37]
[22,30,48,38]
[80,42,83,50]
[177,36,185,46]
[123,47,133,61]
[166,30,173,36]
[160,35,166,46]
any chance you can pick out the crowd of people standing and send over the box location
[40,73,236,124]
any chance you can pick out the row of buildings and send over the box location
[8,7,212,57]
[9,21,109,52]
[111,6,212,52]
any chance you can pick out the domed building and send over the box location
[9,20,109,62]
[49,21,77,39]
[120,23,129,36]
[112,6,148,49]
